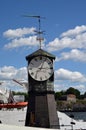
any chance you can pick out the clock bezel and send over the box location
[28,56,53,81]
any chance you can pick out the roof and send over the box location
[26,49,55,60]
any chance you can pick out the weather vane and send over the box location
[23,15,45,49]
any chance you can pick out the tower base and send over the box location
[25,92,60,129]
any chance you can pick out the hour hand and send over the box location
[35,69,40,79]
[35,72,37,79]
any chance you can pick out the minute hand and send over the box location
[40,58,47,69]
[39,67,53,69]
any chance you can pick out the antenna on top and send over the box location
[23,15,45,49]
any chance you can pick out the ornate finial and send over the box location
[23,15,45,49]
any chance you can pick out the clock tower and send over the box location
[25,49,59,128]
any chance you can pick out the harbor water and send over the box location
[64,111,86,121]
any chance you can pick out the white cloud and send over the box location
[3,27,35,39]
[0,66,27,80]
[56,49,86,62]
[74,84,86,94]
[54,83,68,92]
[0,66,16,80]
[54,68,86,93]
[4,25,86,52]
[54,83,86,94]
[61,25,86,37]
[46,37,72,51]
[0,66,27,91]
[1,66,17,73]
[3,27,45,49]
[4,36,39,49]
[46,25,86,52]
[14,67,27,80]
[3,25,86,52]
[55,68,86,82]
[0,66,86,93]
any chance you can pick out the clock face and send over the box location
[28,56,53,81]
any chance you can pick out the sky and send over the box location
[0,0,86,94]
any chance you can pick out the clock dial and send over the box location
[28,56,53,81]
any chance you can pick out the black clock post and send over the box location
[25,49,60,129]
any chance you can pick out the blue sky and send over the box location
[0,0,86,93]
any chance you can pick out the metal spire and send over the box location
[23,15,45,49]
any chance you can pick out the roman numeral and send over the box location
[48,62,52,65]
[31,62,34,65]
[45,75,47,79]
[48,72,52,75]
[40,77,42,80]
[50,67,53,69]
[34,58,37,61]
[31,72,34,75]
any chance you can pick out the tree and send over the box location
[55,90,66,100]
[55,92,62,100]
[65,87,80,98]
[83,92,86,98]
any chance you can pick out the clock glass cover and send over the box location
[28,56,53,81]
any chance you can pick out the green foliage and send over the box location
[12,87,86,102]
[55,92,62,100]
[65,87,80,98]
[56,99,86,111]
[55,87,86,100]
[84,92,86,98]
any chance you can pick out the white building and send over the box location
[67,94,76,102]
[14,95,25,102]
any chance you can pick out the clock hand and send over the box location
[40,57,47,70]
[38,67,53,69]
[35,71,38,79]
[35,69,40,79]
